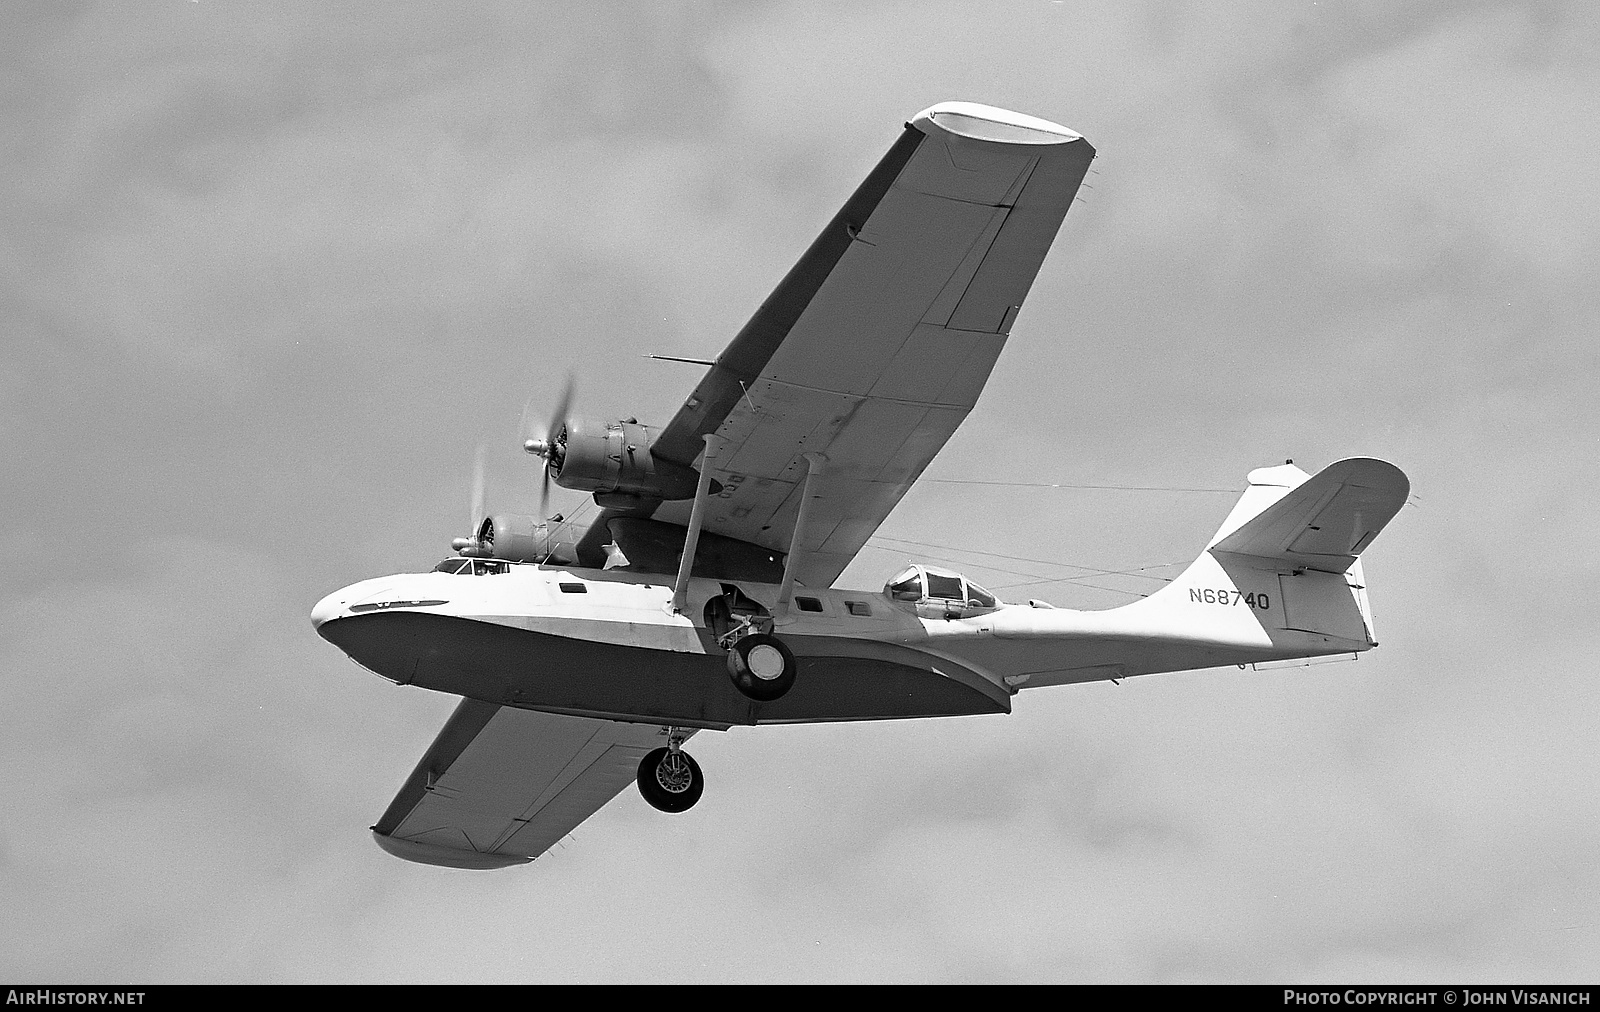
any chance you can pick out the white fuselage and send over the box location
[313,558,1369,728]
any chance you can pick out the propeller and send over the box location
[448,377,577,560]
[469,443,486,533]
[523,372,576,518]
[451,444,492,556]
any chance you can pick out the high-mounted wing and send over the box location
[583,103,1094,587]
[371,699,681,868]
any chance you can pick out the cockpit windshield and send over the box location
[887,567,922,601]
[433,558,508,576]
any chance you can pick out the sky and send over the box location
[3,0,1598,984]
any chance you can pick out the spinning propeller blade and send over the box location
[451,445,492,555]
[522,373,576,520]
[547,373,575,447]
[469,444,487,531]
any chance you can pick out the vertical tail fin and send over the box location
[1133,458,1408,651]
[1203,461,1310,549]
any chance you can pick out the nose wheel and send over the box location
[725,632,796,701]
[637,744,704,813]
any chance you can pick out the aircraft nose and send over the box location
[311,590,347,632]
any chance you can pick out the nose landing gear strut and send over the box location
[636,727,704,813]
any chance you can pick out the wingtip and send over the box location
[371,830,533,870]
[911,101,1084,145]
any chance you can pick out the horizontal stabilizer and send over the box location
[1211,457,1408,573]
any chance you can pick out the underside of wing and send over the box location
[583,103,1094,587]
[371,699,678,869]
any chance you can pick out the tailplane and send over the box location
[1131,458,1408,651]
[1207,457,1409,573]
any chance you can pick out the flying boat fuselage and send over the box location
[313,558,1367,731]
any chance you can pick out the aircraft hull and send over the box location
[318,609,1009,729]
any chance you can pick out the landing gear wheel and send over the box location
[636,746,704,813]
[726,633,796,702]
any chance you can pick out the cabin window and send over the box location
[433,558,470,575]
[795,596,824,613]
[966,584,996,609]
[473,560,508,575]
[845,600,871,617]
[559,582,587,593]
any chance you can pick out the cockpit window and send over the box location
[433,558,507,575]
[887,567,923,601]
[883,565,1002,613]
[924,572,963,600]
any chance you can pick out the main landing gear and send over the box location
[705,585,796,702]
[636,730,704,813]
[725,633,796,701]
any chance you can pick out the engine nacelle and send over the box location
[551,417,709,500]
[456,514,576,565]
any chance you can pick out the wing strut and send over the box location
[775,452,827,619]
[670,434,720,615]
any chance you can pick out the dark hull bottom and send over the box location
[320,611,1009,727]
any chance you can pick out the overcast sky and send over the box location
[3,0,1597,983]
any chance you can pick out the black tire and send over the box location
[636,746,704,813]
[726,633,796,701]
